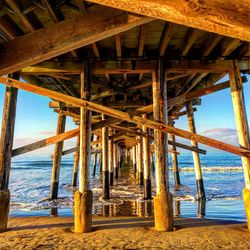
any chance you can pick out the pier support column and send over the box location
[72,135,80,187]
[137,137,143,186]
[152,61,173,232]
[114,143,118,179]
[229,60,250,230]
[0,72,19,232]
[109,129,114,186]
[92,134,98,178]
[186,101,205,200]
[142,115,152,199]
[50,108,66,200]
[169,120,181,187]
[99,151,102,173]
[132,146,137,175]
[92,152,97,177]
[102,115,110,199]
[74,61,92,233]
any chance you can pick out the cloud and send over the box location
[39,131,55,136]
[201,127,238,145]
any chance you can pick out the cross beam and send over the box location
[1,77,249,157]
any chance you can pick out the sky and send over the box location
[0,74,249,158]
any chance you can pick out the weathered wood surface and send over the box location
[102,115,110,199]
[22,60,247,76]
[152,60,173,232]
[142,114,150,180]
[152,65,168,194]
[50,111,66,199]
[79,63,91,194]
[72,135,80,187]
[0,73,19,190]
[12,128,80,157]
[88,0,250,42]
[1,77,250,157]
[168,76,247,107]
[230,61,250,189]
[0,8,153,75]
[169,121,180,186]
[186,101,205,199]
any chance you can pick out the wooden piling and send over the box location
[74,61,92,233]
[137,137,143,186]
[99,151,102,173]
[50,109,66,200]
[92,134,98,177]
[109,128,114,186]
[186,101,205,200]
[0,72,19,232]
[102,115,110,199]
[229,60,250,230]
[152,61,173,232]
[169,120,181,187]
[132,146,137,175]
[72,135,80,187]
[114,143,118,179]
[142,114,152,199]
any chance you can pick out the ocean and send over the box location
[9,153,246,222]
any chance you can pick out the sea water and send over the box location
[9,152,246,222]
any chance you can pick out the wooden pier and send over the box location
[0,0,249,233]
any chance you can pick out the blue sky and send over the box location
[0,74,249,157]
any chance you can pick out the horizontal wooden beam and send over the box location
[21,59,250,76]
[168,76,248,107]
[168,140,206,155]
[2,76,249,157]
[0,8,152,75]
[12,128,79,157]
[87,0,250,42]
[13,129,101,157]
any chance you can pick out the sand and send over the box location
[0,216,249,249]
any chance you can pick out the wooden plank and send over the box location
[115,34,122,58]
[92,43,100,58]
[1,76,249,158]
[181,28,199,56]
[0,9,153,75]
[202,34,223,57]
[5,0,35,33]
[166,60,233,73]
[159,23,173,56]
[168,76,247,107]
[88,0,250,42]
[21,59,246,75]
[0,16,22,40]
[138,25,146,57]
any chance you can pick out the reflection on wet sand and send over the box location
[50,163,207,220]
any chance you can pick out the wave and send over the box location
[175,166,243,172]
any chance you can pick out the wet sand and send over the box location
[0,216,249,249]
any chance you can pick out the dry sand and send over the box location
[0,216,249,249]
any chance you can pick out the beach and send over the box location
[2,154,248,249]
[1,216,249,249]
